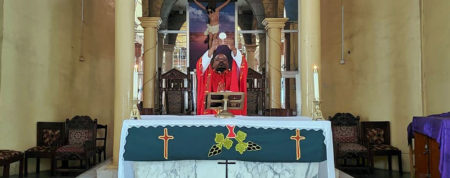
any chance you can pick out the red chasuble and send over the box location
[196,56,248,115]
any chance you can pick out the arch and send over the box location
[159,0,178,29]
[244,0,265,29]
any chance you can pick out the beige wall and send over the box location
[321,0,423,172]
[422,0,450,115]
[70,0,115,162]
[0,0,3,93]
[0,0,115,175]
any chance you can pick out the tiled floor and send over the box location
[9,171,79,178]
[346,169,411,178]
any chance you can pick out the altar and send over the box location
[118,115,335,178]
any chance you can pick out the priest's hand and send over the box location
[225,38,237,56]
[208,38,220,58]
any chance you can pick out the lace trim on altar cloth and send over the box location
[118,115,335,178]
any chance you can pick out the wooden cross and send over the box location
[290,129,306,160]
[218,160,235,178]
[158,128,174,159]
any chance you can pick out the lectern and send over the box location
[206,92,244,118]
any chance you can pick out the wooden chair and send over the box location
[0,150,24,177]
[24,122,65,176]
[246,68,265,115]
[329,113,372,173]
[96,124,107,163]
[361,121,402,175]
[55,116,97,174]
[158,68,193,115]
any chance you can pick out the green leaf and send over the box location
[235,142,248,154]
[235,131,247,142]
[215,133,225,144]
[223,138,233,149]
[216,143,223,149]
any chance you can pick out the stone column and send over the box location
[300,0,321,116]
[163,44,175,73]
[245,44,258,71]
[262,18,288,109]
[113,0,135,166]
[258,34,266,72]
[139,17,161,112]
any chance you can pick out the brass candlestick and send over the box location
[130,100,141,120]
[312,100,324,120]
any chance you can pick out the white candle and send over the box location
[313,65,320,101]
[133,64,138,100]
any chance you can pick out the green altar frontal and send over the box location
[124,125,326,162]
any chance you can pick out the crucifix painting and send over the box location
[189,0,236,70]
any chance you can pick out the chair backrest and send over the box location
[361,121,390,145]
[329,113,361,143]
[246,68,265,115]
[96,124,107,149]
[158,68,193,115]
[65,116,97,146]
[37,122,65,147]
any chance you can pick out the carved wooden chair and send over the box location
[24,122,65,176]
[55,116,97,174]
[96,124,107,163]
[0,150,24,177]
[361,121,402,174]
[246,68,265,115]
[329,113,372,173]
[158,68,193,115]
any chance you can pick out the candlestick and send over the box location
[133,64,138,100]
[313,65,320,101]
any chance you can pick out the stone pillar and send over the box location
[113,0,135,166]
[156,34,164,108]
[245,44,258,71]
[163,44,175,73]
[299,0,321,116]
[262,18,288,109]
[258,34,266,72]
[139,17,161,112]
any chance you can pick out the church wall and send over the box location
[0,0,3,93]
[320,0,423,172]
[0,0,77,174]
[69,0,115,162]
[0,0,115,175]
[421,0,450,115]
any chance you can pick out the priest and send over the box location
[196,38,248,115]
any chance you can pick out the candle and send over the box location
[133,64,138,100]
[313,65,320,101]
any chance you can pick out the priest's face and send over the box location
[212,54,229,73]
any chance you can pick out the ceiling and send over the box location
[171,0,251,12]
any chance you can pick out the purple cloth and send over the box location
[408,113,450,178]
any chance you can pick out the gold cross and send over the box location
[158,128,174,159]
[290,129,306,160]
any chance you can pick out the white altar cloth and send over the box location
[118,115,335,178]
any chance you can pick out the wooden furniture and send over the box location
[158,68,193,115]
[0,150,24,178]
[329,113,372,173]
[361,121,402,174]
[55,116,97,174]
[246,68,265,115]
[96,124,107,163]
[24,122,65,176]
[408,113,450,178]
[264,109,292,116]
[414,132,440,178]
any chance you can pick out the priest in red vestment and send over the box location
[196,39,248,115]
